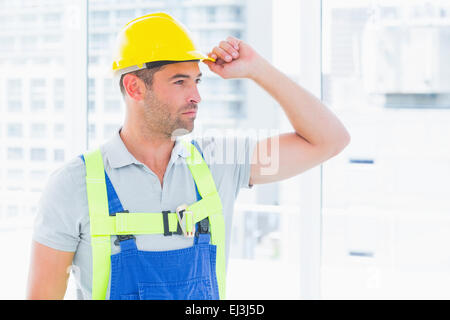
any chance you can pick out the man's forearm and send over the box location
[250,57,350,152]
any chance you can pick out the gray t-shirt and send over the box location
[32,129,256,299]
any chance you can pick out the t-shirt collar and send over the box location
[104,128,191,169]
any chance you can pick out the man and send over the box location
[27,12,350,300]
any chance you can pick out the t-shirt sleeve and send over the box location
[199,134,257,198]
[233,135,257,190]
[32,163,82,252]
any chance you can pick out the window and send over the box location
[7,100,22,112]
[88,55,99,65]
[20,36,37,51]
[43,34,62,47]
[7,147,23,160]
[115,9,135,25]
[43,12,61,26]
[54,79,64,99]
[7,206,19,218]
[88,123,96,140]
[7,169,24,180]
[88,78,96,113]
[30,123,47,139]
[91,11,109,27]
[206,7,216,22]
[0,36,15,51]
[90,33,110,50]
[54,100,64,111]
[30,148,46,161]
[30,79,46,112]
[88,100,95,113]
[30,79,45,97]
[30,170,47,181]
[54,149,65,162]
[53,124,65,139]
[7,123,22,138]
[7,79,22,97]
[217,6,242,22]
[31,100,46,112]
[88,78,95,96]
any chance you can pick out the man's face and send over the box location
[142,61,202,138]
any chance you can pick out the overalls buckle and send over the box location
[114,234,136,246]
[176,204,194,238]
[195,218,210,237]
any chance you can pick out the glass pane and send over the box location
[227,0,302,299]
[87,0,300,300]
[321,0,450,299]
[0,0,86,299]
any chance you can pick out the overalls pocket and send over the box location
[138,277,213,300]
[120,293,139,300]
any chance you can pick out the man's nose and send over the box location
[188,85,201,104]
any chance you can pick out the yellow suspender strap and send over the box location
[89,206,218,236]
[84,149,111,300]
[182,140,226,300]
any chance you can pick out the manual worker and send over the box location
[27,12,350,300]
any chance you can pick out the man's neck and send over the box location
[119,124,175,170]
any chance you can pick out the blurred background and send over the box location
[0,0,449,299]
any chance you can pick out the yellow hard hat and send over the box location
[112,12,215,73]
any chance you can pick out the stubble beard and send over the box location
[142,92,196,139]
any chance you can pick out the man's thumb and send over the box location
[202,60,221,74]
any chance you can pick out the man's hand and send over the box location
[202,36,264,79]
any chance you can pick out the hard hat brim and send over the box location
[186,50,216,62]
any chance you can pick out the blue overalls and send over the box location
[82,141,220,300]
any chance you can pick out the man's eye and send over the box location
[173,79,201,85]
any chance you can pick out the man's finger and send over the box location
[219,41,239,59]
[226,36,240,50]
[212,46,233,62]
[207,52,217,60]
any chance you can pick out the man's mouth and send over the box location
[182,109,197,116]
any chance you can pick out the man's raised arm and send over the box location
[203,36,350,185]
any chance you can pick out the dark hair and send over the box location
[119,66,164,96]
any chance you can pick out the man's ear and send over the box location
[122,74,146,101]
